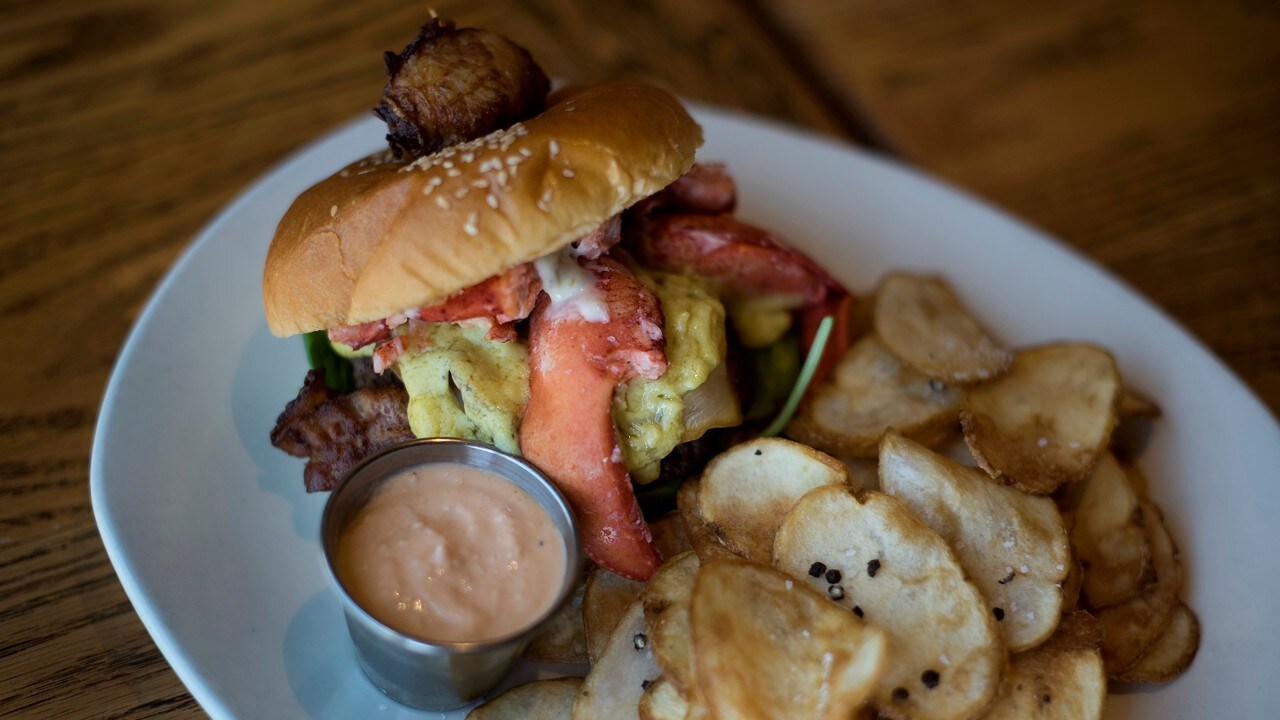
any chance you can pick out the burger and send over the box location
[265,19,849,581]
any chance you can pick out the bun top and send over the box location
[263,80,703,337]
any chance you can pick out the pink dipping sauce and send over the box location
[335,463,567,643]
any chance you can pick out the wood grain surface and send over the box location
[0,0,1274,717]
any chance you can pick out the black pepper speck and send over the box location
[633,633,648,650]
[754,449,762,456]
[892,687,910,702]
[828,585,845,600]
[809,561,827,578]
[993,607,1005,621]
[825,568,842,584]
[998,570,1015,584]
[922,670,940,689]
[853,605,864,618]
[867,559,881,577]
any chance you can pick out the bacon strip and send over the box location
[270,369,414,492]
[519,256,666,581]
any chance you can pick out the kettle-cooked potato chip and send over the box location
[773,486,1003,720]
[787,336,962,457]
[873,273,1013,384]
[977,611,1105,720]
[697,438,848,562]
[879,432,1070,652]
[691,559,886,720]
[1096,499,1183,676]
[1070,453,1154,608]
[466,677,584,720]
[638,677,690,720]
[641,552,700,695]
[1112,602,1200,685]
[574,599,660,720]
[583,567,644,663]
[961,344,1121,494]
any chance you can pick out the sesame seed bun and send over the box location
[263,80,703,337]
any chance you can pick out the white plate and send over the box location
[91,104,1280,719]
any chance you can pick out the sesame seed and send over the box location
[464,212,478,236]
[486,194,498,209]
[442,160,453,169]
[496,170,508,187]
[537,200,551,213]
[519,148,532,157]
[562,168,574,178]
[329,205,338,217]
[1037,437,1048,447]
[422,184,435,196]
[473,179,489,189]
[455,187,469,199]
[632,633,647,651]
[828,585,845,600]
[447,168,461,177]
[435,196,450,210]
[461,152,474,163]
[549,139,559,157]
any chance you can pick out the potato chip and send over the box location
[650,512,693,561]
[676,478,740,563]
[977,611,1105,720]
[845,457,880,491]
[691,559,886,720]
[637,677,689,720]
[1097,499,1183,676]
[1118,388,1162,419]
[641,551,700,695]
[1061,557,1083,613]
[961,343,1121,494]
[787,336,961,457]
[574,599,660,720]
[879,432,1070,652]
[773,486,1002,720]
[1113,602,1200,684]
[524,575,589,663]
[583,567,644,663]
[873,272,1013,383]
[697,438,848,561]
[467,677,583,720]
[1070,453,1154,608]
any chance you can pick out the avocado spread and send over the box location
[396,323,529,454]
[613,271,727,483]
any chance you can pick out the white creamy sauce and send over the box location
[533,246,609,323]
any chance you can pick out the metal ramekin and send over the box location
[319,438,583,711]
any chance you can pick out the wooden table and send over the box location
[2,0,1275,716]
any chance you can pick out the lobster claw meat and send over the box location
[627,212,835,307]
[519,256,667,581]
